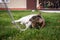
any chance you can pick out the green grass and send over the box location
[0,10,60,40]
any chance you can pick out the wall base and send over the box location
[0,8,26,10]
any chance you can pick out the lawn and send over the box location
[0,10,60,40]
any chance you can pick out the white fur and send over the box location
[12,14,38,31]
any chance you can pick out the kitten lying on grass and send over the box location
[12,14,45,31]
